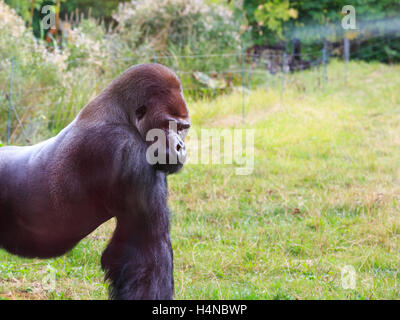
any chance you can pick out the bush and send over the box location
[64,18,109,69]
[0,1,115,143]
[0,0,248,143]
[0,1,69,143]
[113,0,241,54]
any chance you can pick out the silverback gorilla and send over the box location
[0,64,190,300]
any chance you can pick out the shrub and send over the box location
[0,0,248,143]
[0,1,69,143]
[0,1,113,143]
[112,0,242,57]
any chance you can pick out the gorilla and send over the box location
[0,64,190,300]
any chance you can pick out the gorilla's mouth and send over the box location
[154,139,186,174]
[146,129,187,174]
[154,162,184,174]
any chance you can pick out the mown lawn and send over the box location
[1,60,399,299]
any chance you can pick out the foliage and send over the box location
[241,0,400,63]
[254,0,297,40]
[0,1,67,80]
[285,0,400,63]
[0,0,248,142]
[0,0,112,141]
[112,0,242,55]
[4,0,126,24]
[243,0,298,45]
[3,0,32,21]
[107,0,246,98]
[64,18,109,69]
[4,1,68,40]
[60,0,130,20]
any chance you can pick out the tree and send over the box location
[60,0,130,21]
[243,0,298,45]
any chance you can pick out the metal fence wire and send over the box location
[0,39,385,146]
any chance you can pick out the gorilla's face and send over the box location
[132,68,190,174]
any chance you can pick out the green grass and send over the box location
[1,60,400,299]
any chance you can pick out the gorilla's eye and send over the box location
[135,105,147,121]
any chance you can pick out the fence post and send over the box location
[241,41,245,123]
[344,37,350,83]
[322,39,327,90]
[281,51,286,108]
[7,57,14,145]
[153,54,157,64]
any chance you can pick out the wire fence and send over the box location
[0,38,392,146]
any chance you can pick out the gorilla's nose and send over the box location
[176,139,184,152]
[175,137,186,163]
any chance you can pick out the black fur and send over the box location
[0,64,190,300]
